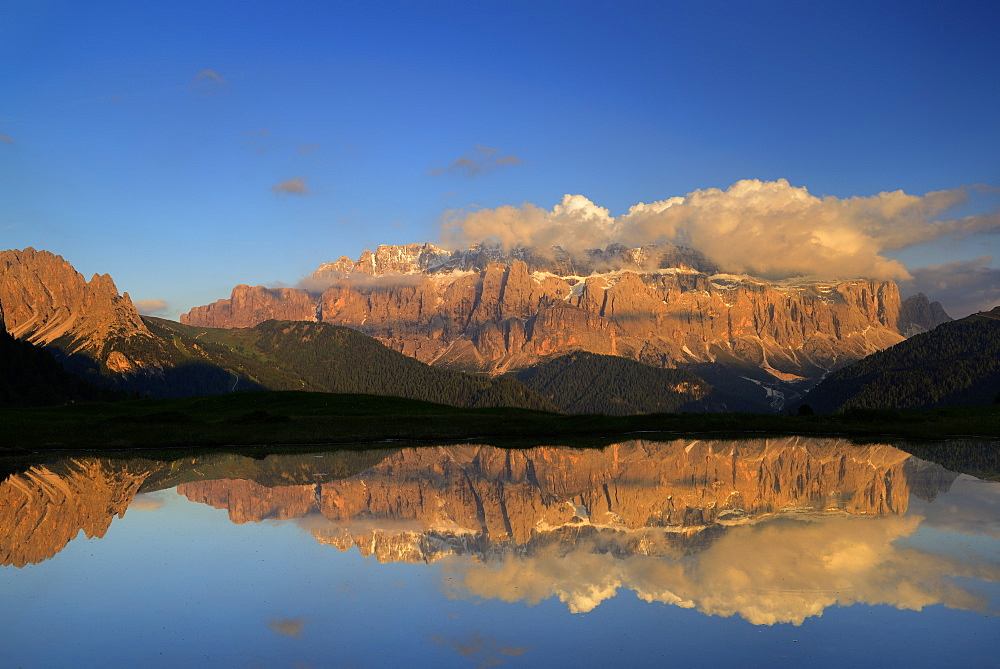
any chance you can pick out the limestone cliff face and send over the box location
[176,438,940,564]
[0,248,153,371]
[182,242,906,378]
[185,284,317,329]
[0,458,153,567]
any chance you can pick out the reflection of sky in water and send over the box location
[2,450,1000,666]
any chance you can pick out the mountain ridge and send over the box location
[182,242,934,392]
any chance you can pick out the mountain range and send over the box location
[0,248,554,411]
[183,242,940,379]
[1,439,956,568]
[4,243,989,414]
[179,241,953,408]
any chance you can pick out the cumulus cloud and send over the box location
[441,179,1000,281]
[901,256,1000,318]
[133,298,169,316]
[190,69,227,94]
[430,145,523,177]
[272,176,310,195]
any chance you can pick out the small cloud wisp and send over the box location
[430,145,523,178]
[272,176,310,196]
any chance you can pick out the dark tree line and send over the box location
[804,308,1000,412]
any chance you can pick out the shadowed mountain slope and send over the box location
[143,318,558,411]
[514,351,710,414]
[802,306,1000,413]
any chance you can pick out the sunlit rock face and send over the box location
[175,438,948,563]
[181,242,908,378]
[179,284,317,329]
[0,458,153,567]
[0,248,153,370]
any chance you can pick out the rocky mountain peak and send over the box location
[0,247,152,364]
[311,240,719,280]
[898,293,953,337]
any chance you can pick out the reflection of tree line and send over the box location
[1,439,960,568]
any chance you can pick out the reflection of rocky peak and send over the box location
[0,458,154,567]
[176,439,942,564]
[0,248,153,371]
[903,456,960,502]
[179,478,318,523]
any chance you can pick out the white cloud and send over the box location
[133,298,169,316]
[440,180,1000,281]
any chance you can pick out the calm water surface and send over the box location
[2,437,998,667]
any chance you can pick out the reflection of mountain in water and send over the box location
[0,450,389,567]
[0,440,960,568]
[0,458,151,567]
[4,438,998,626]
[178,438,953,562]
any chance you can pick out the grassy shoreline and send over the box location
[2,390,999,454]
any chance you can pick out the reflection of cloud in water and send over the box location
[268,617,306,638]
[442,515,1000,625]
[912,475,1000,540]
[129,493,166,511]
[429,632,530,667]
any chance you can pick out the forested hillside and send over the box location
[802,307,1000,413]
[135,318,558,411]
[515,351,710,414]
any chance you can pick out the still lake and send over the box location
[2,437,998,667]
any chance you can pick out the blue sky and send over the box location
[2,0,998,318]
